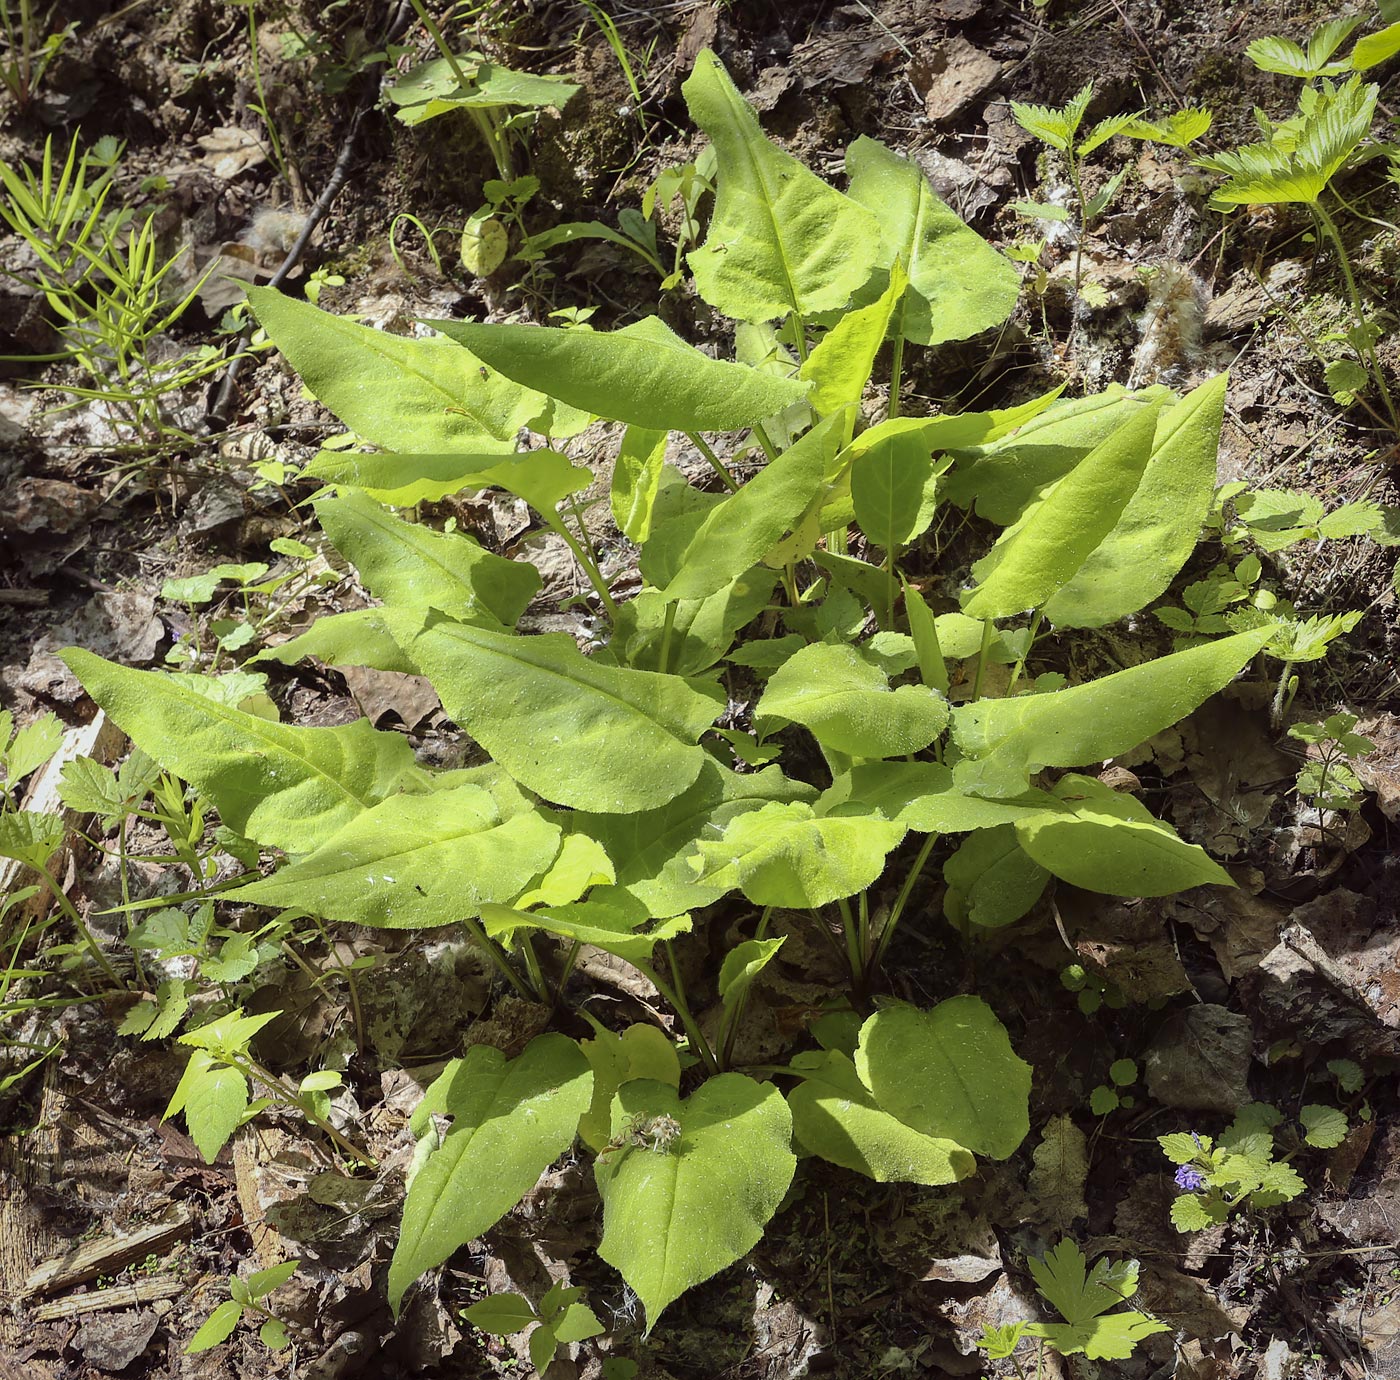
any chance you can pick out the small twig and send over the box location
[206,1,416,431]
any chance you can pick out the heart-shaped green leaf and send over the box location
[596,1075,796,1332]
[854,997,1031,1160]
[389,1035,592,1314]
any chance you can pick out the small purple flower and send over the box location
[1175,1165,1207,1193]
[1190,1131,1204,1149]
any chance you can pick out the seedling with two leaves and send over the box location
[464,1284,604,1374]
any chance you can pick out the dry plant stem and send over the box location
[1313,199,1400,435]
[33,861,123,989]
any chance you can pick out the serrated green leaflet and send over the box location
[304,447,592,514]
[757,643,948,758]
[62,650,415,853]
[787,1049,977,1186]
[640,410,844,600]
[0,810,66,870]
[389,1035,591,1313]
[1044,375,1227,627]
[391,610,720,812]
[962,401,1164,620]
[225,783,562,927]
[951,628,1274,797]
[1015,774,1234,896]
[245,285,534,450]
[691,799,905,908]
[315,492,539,626]
[682,50,880,322]
[844,135,1020,346]
[854,998,1031,1159]
[596,1075,795,1332]
[428,315,807,432]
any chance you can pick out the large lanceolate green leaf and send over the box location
[389,1036,592,1314]
[391,610,721,812]
[61,650,414,853]
[481,898,692,965]
[951,628,1275,797]
[256,609,420,674]
[757,643,949,758]
[800,262,908,417]
[225,780,562,927]
[305,447,592,515]
[961,402,1164,620]
[244,286,535,450]
[854,998,1031,1160]
[819,762,1061,833]
[428,315,807,433]
[640,410,844,601]
[682,49,881,322]
[1015,774,1233,896]
[315,493,539,626]
[597,1076,796,1333]
[787,1049,977,1186]
[943,386,1171,524]
[569,761,814,917]
[1043,375,1227,628]
[691,799,905,908]
[844,135,1019,346]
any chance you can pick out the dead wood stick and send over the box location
[24,1205,194,1297]
[31,1276,184,1321]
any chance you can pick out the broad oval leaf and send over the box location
[758,643,948,758]
[305,448,592,514]
[854,997,1031,1160]
[596,1075,796,1333]
[225,782,562,926]
[392,610,721,812]
[950,628,1274,797]
[428,315,808,433]
[1043,375,1227,628]
[578,1023,681,1153]
[820,762,1061,833]
[961,401,1164,620]
[788,1049,976,1186]
[943,824,1049,928]
[640,410,845,601]
[61,650,415,853]
[569,760,814,917]
[1014,773,1233,896]
[316,492,539,626]
[851,428,944,553]
[389,1035,592,1313]
[691,799,906,908]
[682,50,881,322]
[844,135,1020,346]
[245,285,534,450]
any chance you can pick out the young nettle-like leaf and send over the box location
[1025,1240,1170,1360]
[596,1075,796,1332]
[389,1035,593,1314]
[429,315,808,432]
[787,1048,977,1186]
[844,136,1020,346]
[1011,83,1094,153]
[225,779,562,928]
[757,642,949,759]
[0,810,66,871]
[854,997,1031,1160]
[389,610,721,812]
[245,285,535,450]
[950,627,1274,798]
[1121,108,1213,148]
[1246,17,1362,79]
[682,49,881,323]
[62,650,416,853]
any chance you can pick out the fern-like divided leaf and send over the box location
[1196,77,1377,206]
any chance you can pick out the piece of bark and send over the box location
[30,1276,184,1321]
[23,1205,194,1296]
